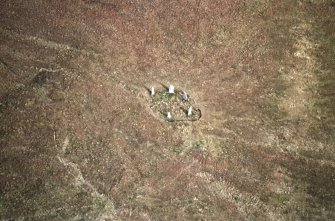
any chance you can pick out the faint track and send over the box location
[278,20,318,122]
[0,28,98,58]
[208,179,285,221]
[56,136,121,221]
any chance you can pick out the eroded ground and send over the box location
[0,0,334,220]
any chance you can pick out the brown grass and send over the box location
[0,0,334,220]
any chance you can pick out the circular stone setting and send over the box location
[149,88,201,122]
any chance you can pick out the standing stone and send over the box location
[151,87,155,96]
[181,91,188,101]
[187,106,193,117]
[168,85,175,94]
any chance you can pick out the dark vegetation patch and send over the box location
[307,3,335,145]
[283,157,335,217]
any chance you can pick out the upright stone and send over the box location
[181,91,188,101]
[151,87,155,96]
[187,106,193,117]
[168,85,175,94]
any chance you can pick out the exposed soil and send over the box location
[0,0,334,220]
